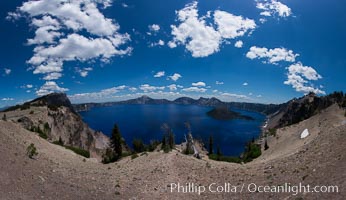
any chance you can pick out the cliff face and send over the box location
[267,92,346,129]
[2,93,109,159]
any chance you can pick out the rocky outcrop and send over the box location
[2,93,109,159]
[266,92,346,129]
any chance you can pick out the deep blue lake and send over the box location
[80,104,265,156]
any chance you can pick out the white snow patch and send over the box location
[300,128,309,139]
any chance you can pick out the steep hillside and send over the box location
[1,93,109,159]
[266,92,346,129]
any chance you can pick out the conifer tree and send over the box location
[110,124,122,159]
[209,134,213,154]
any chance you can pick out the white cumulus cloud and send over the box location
[139,84,165,92]
[4,68,11,75]
[182,87,207,93]
[169,1,256,58]
[221,92,249,100]
[154,71,165,78]
[246,46,299,64]
[234,40,243,48]
[168,73,182,81]
[69,85,127,101]
[284,62,325,94]
[12,0,131,93]
[192,81,206,87]
[76,67,93,77]
[149,24,160,32]
[36,81,69,96]
[1,98,15,101]
[256,0,292,18]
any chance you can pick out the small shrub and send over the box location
[121,151,133,158]
[38,128,48,139]
[163,144,170,153]
[132,138,145,153]
[52,137,64,146]
[147,140,160,152]
[102,148,117,164]
[268,128,277,136]
[243,143,261,163]
[29,110,34,114]
[30,125,48,139]
[26,143,38,159]
[2,114,6,121]
[131,154,139,160]
[140,152,148,156]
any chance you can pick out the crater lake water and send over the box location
[80,104,265,156]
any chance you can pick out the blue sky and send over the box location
[0,0,345,107]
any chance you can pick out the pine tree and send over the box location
[110,124,122,159]
[209,134,213,155]
[168,131,175,149]
[216,145,222,156]
[216,145,222,161]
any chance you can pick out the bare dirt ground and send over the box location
[0,104,345,199]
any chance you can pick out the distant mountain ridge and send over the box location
[73,95,281,115]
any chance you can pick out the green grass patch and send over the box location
[65,146,90,158]
[208,154,242,163]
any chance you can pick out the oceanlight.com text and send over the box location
[169,182,339,196]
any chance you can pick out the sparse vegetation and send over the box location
[2,114,6,121]
[242,142,261,163]
[268,128,277,136]
[131,154,139,159]
[51,137,89,158]
[102,148,117,164]
[26,143,38,159]
[29,110,34,114]
[30,125,48,139]
[147,140,160,152]
[161,123,175,153]
[53,137,64,146]
[65,146,90,158]
[102,124,125,163]
[110,124,123,160]
[208,154,242,163]
[132,138,145,153]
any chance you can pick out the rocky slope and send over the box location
[1,93,109,159]
[266,92,346,130]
